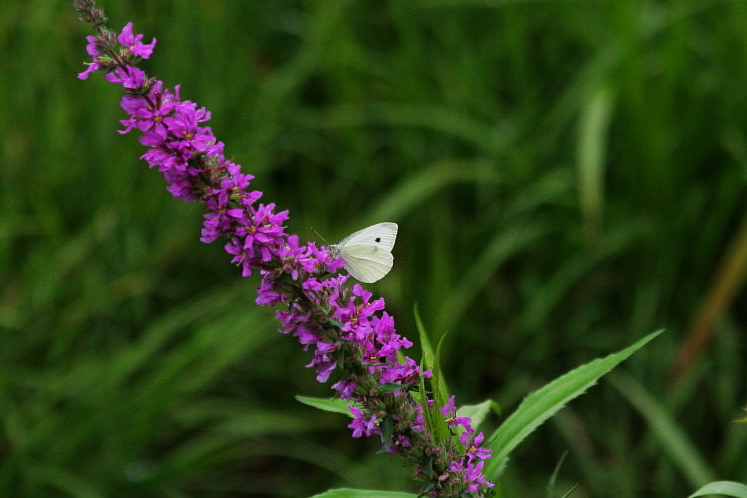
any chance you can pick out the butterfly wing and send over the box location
[338,222,398,252]
[340,244,394,283]
[337,222,398,283]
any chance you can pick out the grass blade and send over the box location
[688,481,747,498]
[609,372,715,488]
[296,395,355,417]
[414,304,450,440]
[577,83,614,242]
[485,330,663,479]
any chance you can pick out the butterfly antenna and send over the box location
[311,226,329,245]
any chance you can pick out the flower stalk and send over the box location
[74,2,494,495]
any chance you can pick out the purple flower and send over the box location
[348,405,380,438]
[119,81,177,135]
[308,353,337,383]
[107,65,147,89]
[440,395,473,434]
[223,203,288,277]
[77,35,101,80]
[413,409,426,431]
[466,432,492,462]
[332,378,357,399]
[118,22,156,59]
[163,103,220,157]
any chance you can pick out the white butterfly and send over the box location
[329,222,398,283]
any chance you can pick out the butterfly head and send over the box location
[327,244,341,259]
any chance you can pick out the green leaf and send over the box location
[433,331,451,407]
[484,330,664,480]
[414,303,435,371]
[545,450,569,498]
[308,488,417,498]
[577,83,614,242]
[436,220,551,334]
[688,481,747,498]
[609,372,714,487]
[456,400,500,430]
[559,483,580,498]
[413,304,450,441]
[417,356,437,439]
[363,158,502,223]
[295,395,355,417]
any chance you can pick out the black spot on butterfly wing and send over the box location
[375,237,381,243]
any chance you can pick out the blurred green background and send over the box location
[2,0,746,497]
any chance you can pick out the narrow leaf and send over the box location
[546,450,569,498]
[577,83,614,242]
[433,332,451,406]
[414,303,435,370]
[609,372,714,487]
[688,481,747,498]
[362,158,501,230]
[296,395,355,417]
[414,304,450,440]
[484,330,663,479]
[418,357,437,439]
[560,483,580,498]
[436,221,549,334]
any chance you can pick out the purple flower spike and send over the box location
[75,3,494,495]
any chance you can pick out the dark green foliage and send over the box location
[1,1,745,497]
